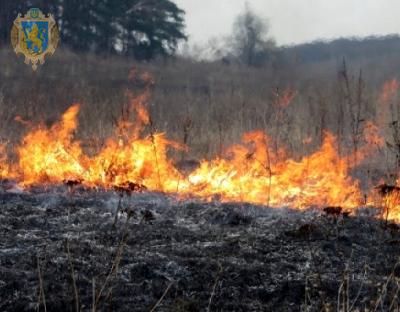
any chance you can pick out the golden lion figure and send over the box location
[22,23,45,54]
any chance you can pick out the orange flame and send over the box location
[379,79,398,104]
[0,143,11,179]
[82,88,183,191]
[274,87,296,108]
[181,131,362,209]
[0,102,382,211]
[17,104,85,185]
[7,104,369,211]
[0,77,394,220]
[383,191,400,221]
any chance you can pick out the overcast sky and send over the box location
[173,0,400,46]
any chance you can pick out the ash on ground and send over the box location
[1,187,399,311]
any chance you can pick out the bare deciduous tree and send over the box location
[231,3,275,66]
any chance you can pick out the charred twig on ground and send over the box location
[66,240,80,312]
[348,263,369,312]
[303,275,311,312]
[113,181,147,196]
[141,209,155,224]
[36,254,47,312]
[382,222,400,238]
[373,258,400,310]
[323,206,343,217]
[149,281,175,312]
[285,223,317,239]
[63,179,83,194]
[323,206,350,238]
[337,265,350,312]
[207,262,223,312]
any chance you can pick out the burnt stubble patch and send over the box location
[0,189,399,311]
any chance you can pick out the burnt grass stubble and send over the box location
[0,184,400,311]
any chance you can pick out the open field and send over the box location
[2,42,400,311]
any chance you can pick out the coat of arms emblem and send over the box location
[11,8,59,71]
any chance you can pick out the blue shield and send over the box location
[21,21,49,55]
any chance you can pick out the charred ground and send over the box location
[1,186,400,311]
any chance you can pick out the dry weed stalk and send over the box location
[207,262,223,312]
[337,265,350,312]
[340,59,366,166]
[373,258,400,311]
[303,275,310,312]
[36,254,47,312]
[149,116,162,189]
[149,281,174,312]
[180,116,192,162]
[92,211,133,311]
[66,240,80,312]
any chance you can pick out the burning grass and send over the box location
[0,82,399,222]
[1,70,400,224]
[0,102,379,211]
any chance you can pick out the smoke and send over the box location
[174,0,400,46]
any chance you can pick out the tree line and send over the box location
[0,0,187,60]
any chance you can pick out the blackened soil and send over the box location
[0,188,399,311]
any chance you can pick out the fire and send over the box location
[0,100,382,212]
[181,131,362,209]
[4,103,367,211]
[85,132,183,191]
[274,87,296,108]
[2,73,399,221]
[15,92,183,192]
[383,191,400,221]
[374,184,400,222]
[0,143,11,179]
[17,104,85,185]
[82,89,183,191]
[379,79,398,104]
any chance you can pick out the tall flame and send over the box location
[17,104,85,185]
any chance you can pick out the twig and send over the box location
[304,275,309,312]
[92,278,96,312]
[36,254,47,312]
[337,264,351,312]
[337,279,344,312]
[93,213,132,311]
[66,240,80,312]
[207,262,223,312]
[388,279,400,311]
[149,117,162,189]
[112,194,123,228]
[348,263,368,312]
[373,258,400,311]
[149,281,174,312]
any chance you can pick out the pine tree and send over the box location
[0,0,187,59]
